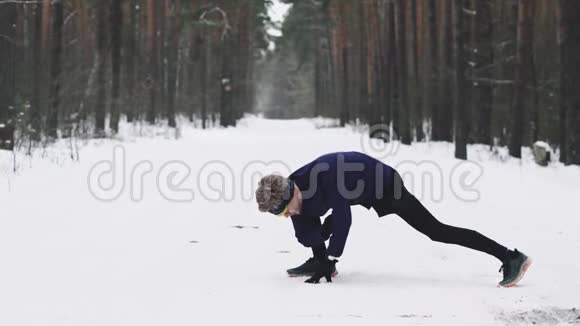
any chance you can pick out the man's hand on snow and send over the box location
[305,257,338,284]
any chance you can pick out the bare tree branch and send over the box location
[0,33,19,45]
[470,77,514,85]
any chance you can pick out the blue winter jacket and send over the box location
[288,152,396,257]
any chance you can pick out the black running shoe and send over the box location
[498,249,532,287]
[286,257,338,277]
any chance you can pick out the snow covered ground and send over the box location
[1,116,579,326]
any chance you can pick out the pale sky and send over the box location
[267,0,292,38]
[268,0,292,24]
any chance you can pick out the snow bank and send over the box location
[1,117,579,326]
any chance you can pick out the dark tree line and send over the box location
[265,0,579,165]
[1,0,579,166]
[0,0,273,149]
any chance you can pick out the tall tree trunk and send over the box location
[358,0,369,123]
[437,0,453,142]
[337,1,350,126]
[166,0,179,128]
[48,0,64,138]
[405,0,419,141]
[220,38,233,127]
[413,0,425,141]
[110,0,122,133]
[472,0,493,145]
[396,0,411,144]
[200,28,208,129]
[76,0,89,65]
[341,47,349,127]
[329,1,340,121]
[492,0,519,146]
[125,0,138,122]
[188,0,199,122]
[388,1,399,136]
[560,0,580,165]
[558,0,567,164]
[380,0,393,128]
[315,40,322,117]
[31,2,44,139]
[366,0,381,127]
[454,0,468,159]
[146,0,158,124]
[426,0,438,140]
[237,0,253,120]
[509,0,535,158]
[75,0,90,125]
[157,0,167,121]
[245,0,256,117]
[0,2,17,150]
[331,0,347,126]
[95,0,108,135]
[41,0,51,49]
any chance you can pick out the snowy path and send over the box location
[1,117,580,326]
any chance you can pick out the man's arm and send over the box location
[326,198,352,258]
[304,208,345,284]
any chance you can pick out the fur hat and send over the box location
[255,175,294,214]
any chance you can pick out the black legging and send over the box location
[391,185,508,262]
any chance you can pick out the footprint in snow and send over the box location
[231,225,260,230]
[398,314,432,319]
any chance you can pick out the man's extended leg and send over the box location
[391,185,532,287]
[393,186,509,262]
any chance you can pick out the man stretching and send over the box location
[255,152,531,286]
